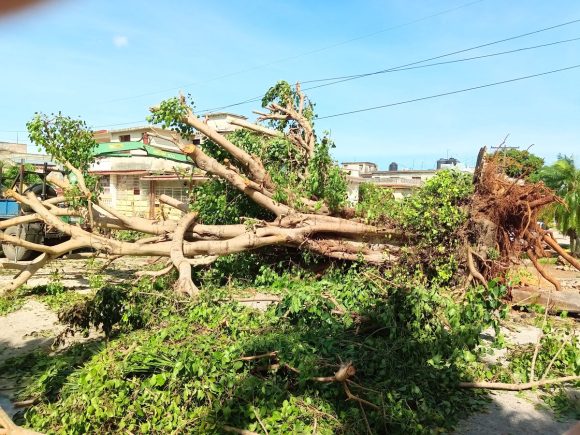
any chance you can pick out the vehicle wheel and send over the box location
[21,184,58,213]
[1,224,44,261]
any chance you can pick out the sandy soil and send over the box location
[455,319,579,434]
[0,257,153,419]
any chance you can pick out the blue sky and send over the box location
[0,0,579,169]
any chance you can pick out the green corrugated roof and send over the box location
[94,142,193,165]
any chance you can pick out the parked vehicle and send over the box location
[0,162,67,261]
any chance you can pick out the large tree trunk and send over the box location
[1,84,578,294]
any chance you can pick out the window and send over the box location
[119,134,131,142]
[99,175,110,194]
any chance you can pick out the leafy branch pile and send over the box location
[9,263,509,434]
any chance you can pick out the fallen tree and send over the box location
[0,82,578,295]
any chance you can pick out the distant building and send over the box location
[0,142,27,154]
[0,142,57,172]
[91,113,244,218]
[341,162,378,177]
[341,157,472,202]
[436,157,460,170]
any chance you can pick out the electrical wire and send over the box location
[196,34,580,114]
[316,63,580,120]
[92,18,580,127]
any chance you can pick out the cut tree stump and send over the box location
[511,286,580,313]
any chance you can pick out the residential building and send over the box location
[91,112,246,218]
[342,158,473,202]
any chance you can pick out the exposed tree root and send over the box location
[466,148,579,290]
[527,249,561,291]
[543,234,580,270]
[467,247,488,289]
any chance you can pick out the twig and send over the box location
[343,382,380,410]
[530,288,551,382]
[135,262,173,278]
[358,400,372,435]
[459,375,580,391]
[364,326,389,340]
[253,407,269,435]
[541,337,570,381]
[239,351,277,361]
[12,399,37,408]
[232,296,282,303]
[346,379,382,395]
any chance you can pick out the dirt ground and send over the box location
[0,257,578,433]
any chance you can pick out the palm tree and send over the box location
[539,155,580,256]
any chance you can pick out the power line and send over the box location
[301,18,580,90]
[90,17,580,128]
[197,34,580,114]
[364,36,580,73]
[317,63,580,120]
[101,0,487,104]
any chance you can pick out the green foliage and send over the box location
[506,316,579,385]
[0,342,103,404]
[58,273,178,339]
[20,264,512,434]
[0,162,41,190]
[147,96,196,139]
[26,113,97,174]
[0,289,26,315]
[191,178,273,225]
[304,138,348,212]
[398,170,473,243]
[189,130,348,221]
[538,155,580,254]
[495,149,544,179]
[0,281,83,316]
[262,80,315,126]
[26,112,101,207]
[356,183,396,223]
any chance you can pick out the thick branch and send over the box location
[170,212,199,296]
[228,118,283,138]
[159,194,188,212]
[181,109,273,189]
[459,375,580,391]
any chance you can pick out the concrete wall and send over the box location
[99,175,189,220]
[0,142,27,153]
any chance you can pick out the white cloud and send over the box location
[112,35,128,48]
